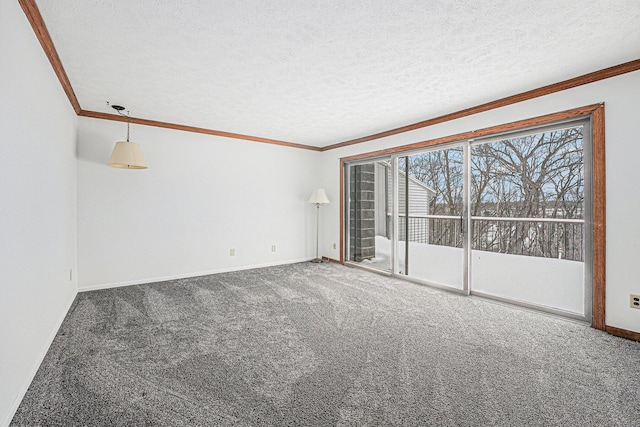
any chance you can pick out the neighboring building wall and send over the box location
[375,162,390,238]
[398,171,432,217]
[397,171,433,243]
[374,162,433,242]
[349,164,376,261]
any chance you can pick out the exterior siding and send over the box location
[374,162,435,239]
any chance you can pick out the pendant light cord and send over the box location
[116,109,131,142]
[108,102,131,142]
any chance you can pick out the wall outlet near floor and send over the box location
[333,243,337,249]
[631,294,640,309]
[271,245,276,252]
[69,269,73,281]
[230,248,236,256]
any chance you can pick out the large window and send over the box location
[342,106,603,324]
[469,124,588,316]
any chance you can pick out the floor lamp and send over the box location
[308,188,330,263]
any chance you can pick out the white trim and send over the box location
[78,258,314,292]
[2,291,78,427]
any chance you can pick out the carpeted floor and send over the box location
[11,262,640,426]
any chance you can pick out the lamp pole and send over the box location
[312,202,322,263]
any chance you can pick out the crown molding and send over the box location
[78,110,321,151]
[19,0,81,114]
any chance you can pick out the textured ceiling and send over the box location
[35,0,640,147]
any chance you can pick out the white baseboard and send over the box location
[78,257,314,292]
[1,291,78,427]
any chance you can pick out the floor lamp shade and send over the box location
[108,141,148,169]
[308,188,330,204]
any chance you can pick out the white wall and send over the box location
[1,3,637,424]
[320,70,640,334]
[77,118,320,289]
[0,1,78,425]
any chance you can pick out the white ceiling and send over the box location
[36,0,640,148]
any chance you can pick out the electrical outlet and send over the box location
[631,294,640,309]
[69,269,73,281]
[230,249,235,256]
[333,243,337,250]
[271,245,276,252]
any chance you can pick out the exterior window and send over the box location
[343,115,595,322]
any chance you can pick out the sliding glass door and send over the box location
[345,158,393,272]
[469,122,589,316]
[397,145,466,290]
[343,118,591,320]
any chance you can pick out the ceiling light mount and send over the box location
[107,102,148,169]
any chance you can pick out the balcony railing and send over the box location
[396,215,584,261]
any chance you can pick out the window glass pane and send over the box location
[471,127,584,260]
[347,161,392,271]
[470,125,585,315]
[397,146,464,289]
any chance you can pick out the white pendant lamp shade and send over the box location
[108,141,148,169]
[107,104,148,169]
[308,188,330,204]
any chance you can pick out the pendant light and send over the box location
[107,104,148,169]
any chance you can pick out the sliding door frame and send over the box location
[343,155,394,273]
[390,141,469,293]
[466,118,592,322]
[339,103,605,329]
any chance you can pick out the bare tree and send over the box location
[471,127,584,260]
[402,147,463,247]
[401,127,584,259]
[406,147,464,215]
